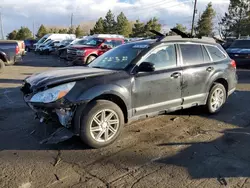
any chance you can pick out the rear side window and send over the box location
[179,44,204,65]
[112,40,123,47]
[206,45,226,62]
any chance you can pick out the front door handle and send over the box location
[206,67,214,72]
[171,72,181,79]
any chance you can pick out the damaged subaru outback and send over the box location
[21,34,237,148]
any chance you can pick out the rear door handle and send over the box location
[170,72,181,79]
[206,67,214,72]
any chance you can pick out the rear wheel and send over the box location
[86,55,96,64]
[206,83,227,114]
[0,60,5,73]
[79,100,124,148]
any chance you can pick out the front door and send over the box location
[178,43,215,105]
[132,44,182,116]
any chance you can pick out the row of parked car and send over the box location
[31,33,144,65]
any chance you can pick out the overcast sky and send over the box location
[1,0,229,35]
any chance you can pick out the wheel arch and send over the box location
[0,52,7,62]
[72,85,130,135]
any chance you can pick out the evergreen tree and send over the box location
[58,28,68,33]
[144,17,162,37]
[75,25,85,37]
[36,24,48,38]
[220,0,250,38]
[116,12,130,37]
[90,17,104,34]
[169,23,187,36]
[16,27,33,40]
[196,2,216,37]
[67,26,75,34]
[130,20,145,37]
[6,30,17,40]
[103,10,116,34]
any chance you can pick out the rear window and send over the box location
[206,45,226,62]
[230,40,250,48]
[179,44,204,65]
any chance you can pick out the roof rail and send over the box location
[149,29,216,43]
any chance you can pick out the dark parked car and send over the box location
[226,39,250,67]
[24,39,37,52]
[21,36,237,148]
[0,40,22,72]
[57,39,87,59]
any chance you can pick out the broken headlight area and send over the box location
[32,105,76,128]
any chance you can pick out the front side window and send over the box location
[206,45,226,62]
[179,44,204,65]
[143,44,177,70]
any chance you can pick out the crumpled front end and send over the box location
[21,81,76,129]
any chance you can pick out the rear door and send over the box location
[178,43,215,105]
[132,44,183,116]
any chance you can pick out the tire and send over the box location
[78,100,124,148]
[205,83,227,114]
[86,55,96,64]
[0,60,5,73]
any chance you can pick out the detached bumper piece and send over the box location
[40,127,74,144]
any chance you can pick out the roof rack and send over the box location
[150,29,216,43]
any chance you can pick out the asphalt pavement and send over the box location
[1,53,250,188]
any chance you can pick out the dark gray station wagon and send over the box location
[21,35,237,148]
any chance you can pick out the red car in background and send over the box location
[66,36,124,65]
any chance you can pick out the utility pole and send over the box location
[32,20,35,38]
[191,0,197,37]
[71,13,73,29]
[0,11,4,40]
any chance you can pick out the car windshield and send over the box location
[230,40,250,48]
[88,43,150,70]
[83,38,104,46]
[74,39,87,45]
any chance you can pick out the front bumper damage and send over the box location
[23,94,77,144]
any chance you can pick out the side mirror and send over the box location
[101,44,108,49]
[138,62,155,72]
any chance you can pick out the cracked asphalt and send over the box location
[1,53,250,188]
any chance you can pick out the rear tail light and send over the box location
[22,42,25,49]
[230,59,236,69]
[15,45,19,54]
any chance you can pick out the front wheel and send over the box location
[86,55,96,64]
[206,83,227,114]
[79,100,124,148]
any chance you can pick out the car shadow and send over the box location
[156,126,250,179]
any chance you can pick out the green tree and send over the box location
[67,26,75,34]
[130,20,145,37]
[90,17,104,34]
[48,27,59,33]
[103,10,116,34]
[36,24,48,38]
[144,17,162,37]
[220,0,250,38]
[75,25,85,37]
[58,28,68,33]
[15,27,33,40]
[196,2,216,37]
[168,23,187,35]
[6,30,17,40]
[116,12,130,37]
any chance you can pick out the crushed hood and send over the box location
[25,66,117,89]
